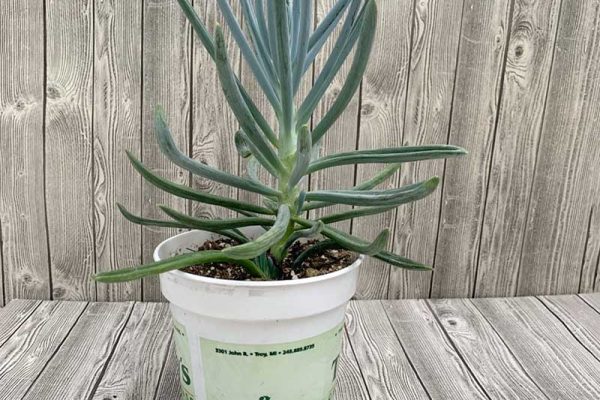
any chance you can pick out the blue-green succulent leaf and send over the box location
[155,109,279,197]
[305,177,440,207]
[94,250,267,282]
[312,0,377,142]
[308,145,467,173]
[127,151,274,215]
[223,205,291,260]
[215,26,285,176]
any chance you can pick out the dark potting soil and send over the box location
[181,238,359,281]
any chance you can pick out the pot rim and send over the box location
[154,229,364,289]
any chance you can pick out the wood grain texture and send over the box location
[353,0,414,300]
[0,0,51,302]
[91,303,172,400]
[473,296,600,399]
[309,0,361,233]
[94,0,143,302]
[475,0,562,297]
[190,1,240,221]
[383,299,488,399]
[540,295,600,360]
[0,300,41,348]
[334,329,371,400]
[429,298,549,399]
[346,301,429,399]
[431,0,512,298]
[579,207,600,292]
[0,301,87,400]
[45,0,96,301]
[388,0,464,299]
[153,337,180,400]
[580,292,600,312]
[141,0,192,301]
[517,0,600,296]
[22,302,134,400]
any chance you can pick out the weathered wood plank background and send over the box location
[0,0,599,303]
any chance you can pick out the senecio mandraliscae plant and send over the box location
[94,0,467,283]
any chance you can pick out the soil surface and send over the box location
[182,238,358,281]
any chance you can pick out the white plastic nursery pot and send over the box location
[154,228,363,400]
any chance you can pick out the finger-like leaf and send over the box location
[304,0,353,71]
[254,0,270,49]
[308,145,467,173]
[294,217,388,255]
[292,0,313,93]
[294,217,430,270]
[155,109,278,197]
[240,0,278,78]
[288,125,312,189]
[374,251,431,270]
[323,226,389,255]
[284,220,325,250]
[223,205,291,260]
[297,0,365,126]
[303,163,400,211]
[177,0,215,57]
[117,203,248,243]
[159,205,274,231]
[127,151,274,215]
[292,240,339,268]
[176,0,277,146]
[235,130,253,158]
[215,26,285,176]
[305,177,440,207]
[319,205,396,224]
[94,250,267,283]
[312,0,377,142]
[273,0,295,150]
[217,0,281,110]
[354,163,401,190]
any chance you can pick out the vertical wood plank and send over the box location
[475,0,562,297]
[431,0,512,298]
[141,0,191,301]
[22,302,134,400]
[429,298,549,399]
[517,0,600,296]
[0,301,87,400]
[353,0,415,300]
[388,0,464,299]
[45,0,96,301]
[190,1,240,221]
[383,299,488,399]
[473,296,600,399]
[94,0,143,302]
[309,0,361,233]
[0,0,51,302]
[0,229,3,307]
[579,207,600,292]
[346,301,429,399]
[91,303,172,400]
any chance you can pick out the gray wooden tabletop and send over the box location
[0,294,599,399]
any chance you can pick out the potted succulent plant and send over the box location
[95,0,466,399]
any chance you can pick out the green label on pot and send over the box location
[200,324,344,400]
[173,318,195,400]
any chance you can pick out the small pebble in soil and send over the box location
[181,238,358,281]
